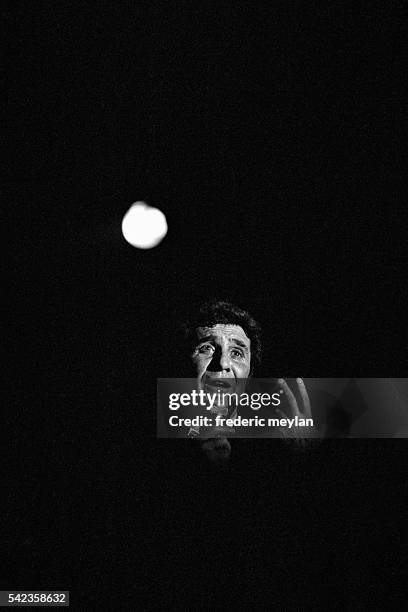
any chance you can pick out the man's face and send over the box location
[191,323,251,386]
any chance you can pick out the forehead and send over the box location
[196,324,250,346]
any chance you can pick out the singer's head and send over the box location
[181,300,262,381]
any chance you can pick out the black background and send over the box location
[4,2,407,607]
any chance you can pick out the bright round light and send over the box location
[121,202,168,249]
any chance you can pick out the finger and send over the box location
[296,378,311,417]
[275,408,296,437]
[202,437,231,462]
[278,378,300,416]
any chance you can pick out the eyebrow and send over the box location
[196,335,250,352]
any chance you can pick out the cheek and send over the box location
[192,355,209,375]
[236,360,251,377]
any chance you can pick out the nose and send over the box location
[219,348,231,372]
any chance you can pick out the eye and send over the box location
[198,344,214,355]
[231,348,244,359]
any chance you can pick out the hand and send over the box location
[192,376,233,462]
[201,437,231,463]
[275,378,317,439]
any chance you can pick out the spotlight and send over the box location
[121,202,168,249]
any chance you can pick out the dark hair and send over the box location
[181,300,262,375]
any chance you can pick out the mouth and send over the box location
[203,378,233,389]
